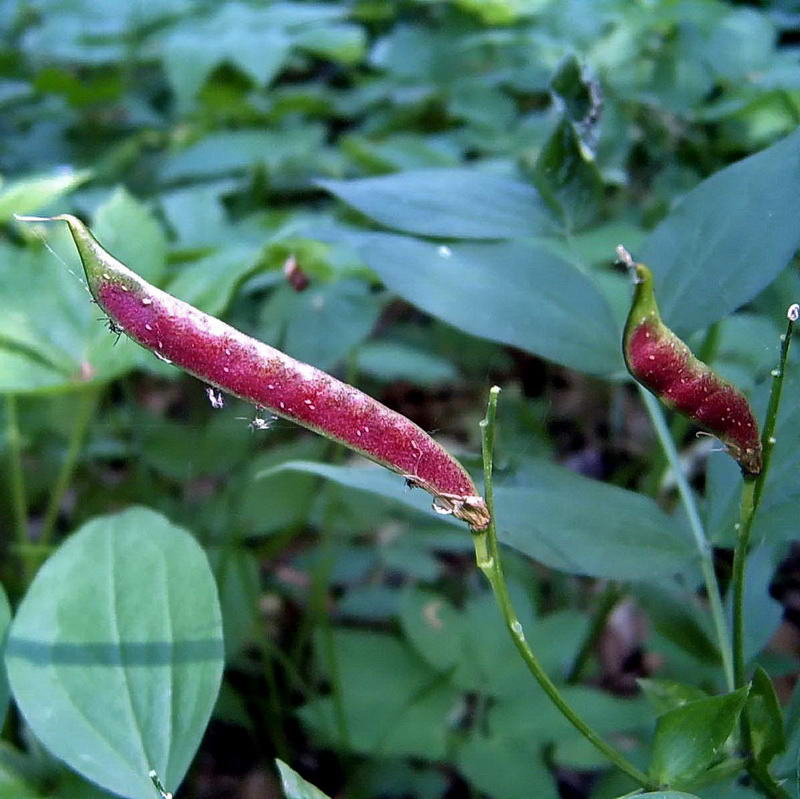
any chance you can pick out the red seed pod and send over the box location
[620,246,762,476]
[21,214,490,530]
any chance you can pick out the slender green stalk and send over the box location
[473,386,655,790]
[5,394,32,581]
[734,309,796,688]
[40,385,101,547]
[638,385,734,691]
[566,581,624,684]
[733,477,757,691]
[731,307,797,799]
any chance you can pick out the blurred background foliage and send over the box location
[3,0,800,797]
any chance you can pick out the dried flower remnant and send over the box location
[18,214,490,530]
[283,254,310,292]
[618,245,762,476]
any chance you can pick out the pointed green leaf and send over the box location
[263,461,696,580]
[5,507,224,799]
[319,168,553,239]
[346,233,621,375]
[0,170,88,222]
[641,126,800,335]
[748,666,785,766]
[650,688,749,786]
[638,679,708,716]
[276,760,331,799]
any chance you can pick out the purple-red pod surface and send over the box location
[27,214,490,530]
[622,254,761,476]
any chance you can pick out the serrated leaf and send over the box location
[5,507,224,799]
[275,760,331,799]
[649,688,749,786]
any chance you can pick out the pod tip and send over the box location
[14,214,55,222]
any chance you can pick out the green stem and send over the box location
[733,477,757,691]
[566,581,624,684]
[5,394,32,581]
[473,386,655,790]
[731,308,796,799]
[638,385,734,691]
[40,385,101,547]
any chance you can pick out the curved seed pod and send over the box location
[21,214,490,530]
[619,246,762,476]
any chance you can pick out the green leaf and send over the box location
[0,190,168,394]
[550,55,599,128]
[298,629,459,760]
[748,666,785,766]
[347,233,621,375]
[533,118,602,232]
[162,3,318,109]
[637,679,708,716]
[258,279,384,371]
[5,507,224,799]
[634,585,721,666]
[294,23,366,64]
[275,760,331,799]
[641,126,800,336]
[456,735,558,799]
[0,170,88,221]
[0,584,9,728]
[165,245,262,316]
[632,794,703,798]
[264,461,697,580]
[161,127,327,183]
[92,187,167,285]
[355,340,458,386]
[207,547,259,659]
[319,168,553,239]
[649,688,749,787]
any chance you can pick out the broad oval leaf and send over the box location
[348,233,622,375]
[5,507,224,799]
[649,688,749,787]
[319,168,554,239]
[641,126,800,335]
[263,461,696,580]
